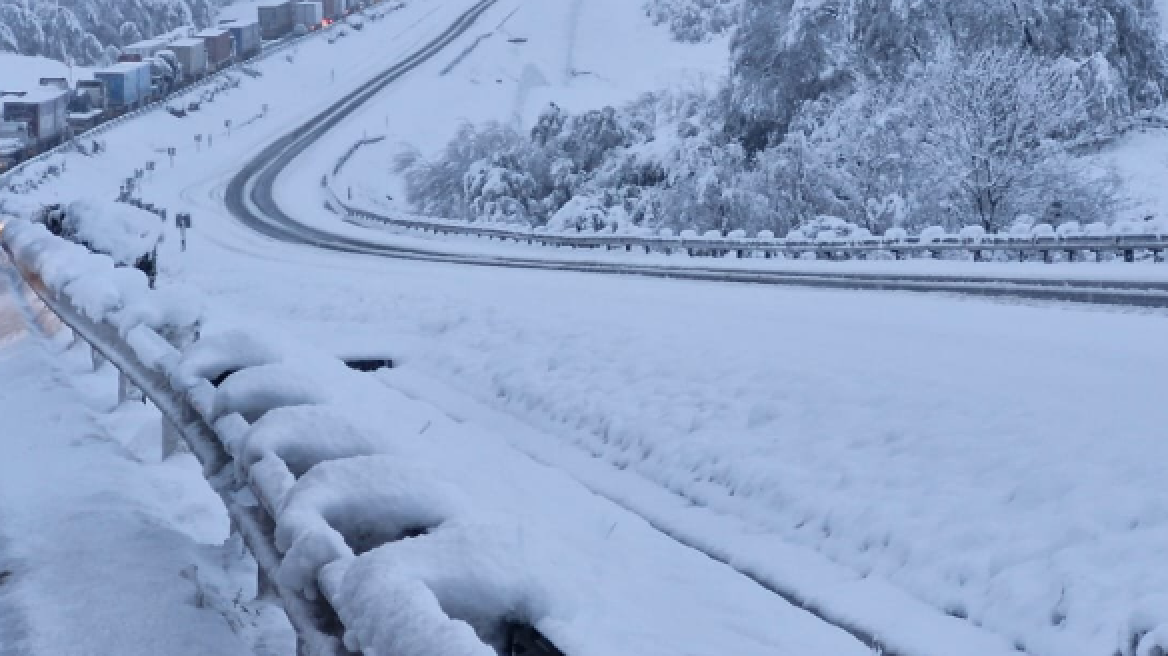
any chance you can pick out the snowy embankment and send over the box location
[0,217,876,656]
[279,0,728,236]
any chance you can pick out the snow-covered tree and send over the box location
[915,49,1094,231]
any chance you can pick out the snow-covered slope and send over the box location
[313,0,728,208]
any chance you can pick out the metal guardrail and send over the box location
[340,198,1168,264]
[3,251,351,656]
[3,226,568,656]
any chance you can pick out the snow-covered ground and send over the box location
[0,258,290,655]
[2,1,1168,655]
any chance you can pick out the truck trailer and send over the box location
[197,28,234,70]
[123,38,167,59]
[258,1,294,40]
[94,61,153,110]
[226,21,262,59]
[75,79,107,112]
[294,1,324,31]
[2,87,70,152]
[321,0,346,20]
[169,38,208,82]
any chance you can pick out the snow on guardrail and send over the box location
[330,175,1168,264]
[0,217,880,656]
[346,204,1168,263]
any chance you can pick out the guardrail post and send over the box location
[91,346,106,371]
[161,416,190,458]
[118,372,143,403]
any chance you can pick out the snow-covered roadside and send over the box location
[156,238,1168,656]
[0,261,290,656]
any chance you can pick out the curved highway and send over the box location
[224,2,1168,309]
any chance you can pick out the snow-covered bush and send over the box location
[884,227,908,241]
[918,226,947,243]
[547,195,611,233]
[643,0,739,42]
[61,198,161,266]
[463,155,538,224]
[959,225,987,240]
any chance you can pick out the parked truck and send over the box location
[2,87,70,153]
[94,61,153,111]
[0,121,32,171]
[293,1,324,32]
[226,20,262,60]
[321,0,346,20]
[75,79,107,112]
[169,38,208,82]
[197,28,235,70]
[258,1,294,40]
[123,38,167,60]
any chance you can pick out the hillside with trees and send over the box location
[0,0,222,66]
[398,0,1168,238]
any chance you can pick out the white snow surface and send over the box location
[1,1,1167,656]
[64,198,162,266]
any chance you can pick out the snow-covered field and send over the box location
[2,1,1168,655]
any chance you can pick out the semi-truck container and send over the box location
[2,87,70,149]
[226,21,262,59]
[94,61,153,110]
[197,28,234,70]
[258,1,294,40]
[321,0,346,20]
[123,38,166,59]
[0,121,32,170]
[294,1,324,30]
[75,79,107,111]
[169,38,208,81]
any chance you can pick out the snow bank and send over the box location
[276,456,461,597]
[210,362,333,423]
[64,199,162,266]
[330,520,554,656]
[174,330,285,388]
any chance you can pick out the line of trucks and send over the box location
[1,0,360,173]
